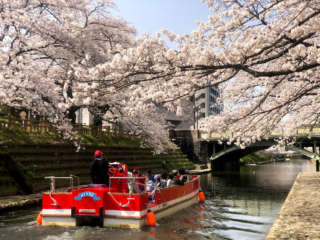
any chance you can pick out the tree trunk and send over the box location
[65,84,79,124]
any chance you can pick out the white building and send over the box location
[75,108,93,125]
[194,85,223,128]
[75,108,117,130]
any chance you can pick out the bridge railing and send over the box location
[201,127,320,140]
[0,116,138,138]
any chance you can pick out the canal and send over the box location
[0,159,315,239]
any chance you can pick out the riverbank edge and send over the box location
[266,172,320,239]
[241,152,301,164]
[0,192,42,214]
[0,185,86,214]
[189,163,212,174]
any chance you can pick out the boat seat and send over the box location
[88,184,108,188]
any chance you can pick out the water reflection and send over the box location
[0,159,315,240]
[200,159,315,239]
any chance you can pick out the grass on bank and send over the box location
[240,152,271,163]
[0,128,178,150]
[240,152,295,163]
[0,129,143,148]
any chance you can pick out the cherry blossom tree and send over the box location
[75,0,320,150]
[0,0,138,140]
[0,0,178,152]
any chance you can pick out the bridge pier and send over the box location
[211,158,240,171]
[212,142,215,155]
[211,159,219,171]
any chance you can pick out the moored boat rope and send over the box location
[108,180,137,207]
[49,190,59,206]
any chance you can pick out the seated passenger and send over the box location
[146,179,154,192]
[166,173,175,187]
[180,168,189,183]
[160,172,168,188]
[146,169,155,191]
[146,169,155,182]
[154,174,161,188]
[179,168,188,183]
[173,168,185,186]
[181,175,188,183]
[185,169,192,182]
[172,169,178,176]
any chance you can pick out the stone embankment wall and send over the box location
[168,129,204,163]
[0,144,195,197]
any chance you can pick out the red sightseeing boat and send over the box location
[39,162,204,228]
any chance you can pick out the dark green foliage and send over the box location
[240,152,270,163]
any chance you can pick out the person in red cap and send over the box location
[132,167,144,191]
[90,150,109,185]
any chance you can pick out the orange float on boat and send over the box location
[36,211,43,224]
[198,190,205,202]
[146,209,156,226]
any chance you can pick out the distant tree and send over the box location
[0,105,10,116]
[0,0,176,152]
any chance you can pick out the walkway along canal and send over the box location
[0,159,315,239]
[266,172,320,239]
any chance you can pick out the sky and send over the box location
[112,0,212,49]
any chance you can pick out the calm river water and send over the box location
[0,159,315,240]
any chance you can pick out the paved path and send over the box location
[189,163,212,175]
[0,186,79,213]
[0,192,42,213]
[267,172,320,240]
[189,169,212,174]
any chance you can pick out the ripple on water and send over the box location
[213,229,265,240]
[43,232,72,240]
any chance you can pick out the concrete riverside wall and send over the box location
[0,144,195,197]
[266,172,320,239]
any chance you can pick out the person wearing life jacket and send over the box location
[90,150,109,185]
[146,169,155,182]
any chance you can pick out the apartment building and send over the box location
[194,85,223,128]
[75,108,93,125]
